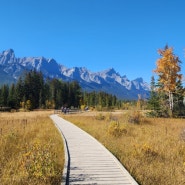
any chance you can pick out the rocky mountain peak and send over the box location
[0,49,16,65]
[2,49,15,56]
[0,49,150,100]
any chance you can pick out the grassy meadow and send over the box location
[63,110,185,185]
[0,111,64,185]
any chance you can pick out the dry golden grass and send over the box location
[0,111,64,185]
[63,111,185,185]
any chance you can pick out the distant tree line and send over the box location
[80,91,120,110]
[0,70,119,110]
[0,70,81,110]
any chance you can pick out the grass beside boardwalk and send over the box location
[0,111,64,185]
[63,111,185,185]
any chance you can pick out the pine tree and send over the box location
[147,76,160,116]
[15,77,25,108]
[8,83,17,109]
[0,84,9,107]
[173,80,185,116]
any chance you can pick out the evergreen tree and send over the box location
[15,77,25,108]
[23,70,45,109]
[0,84,9,107]
[173,80,185,116]
[69,81,81,107]
[147,76,161,116]
[8,83,17,109]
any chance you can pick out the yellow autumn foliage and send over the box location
[154,46,182,92]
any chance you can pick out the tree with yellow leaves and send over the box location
[154,45,182,113]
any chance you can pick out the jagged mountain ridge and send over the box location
[0,49,150,100]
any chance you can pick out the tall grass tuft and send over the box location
[0,111,64,185]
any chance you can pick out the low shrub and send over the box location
[128,110,143,124]
[95,113,105,120]
[20,140,60,183]
[108,121,127,137]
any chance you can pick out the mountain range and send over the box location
[0,49,150,100]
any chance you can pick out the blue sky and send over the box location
[0,0,185,83]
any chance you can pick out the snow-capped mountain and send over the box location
[0,49,150,100]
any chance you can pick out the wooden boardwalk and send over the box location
[50,114,138,185]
